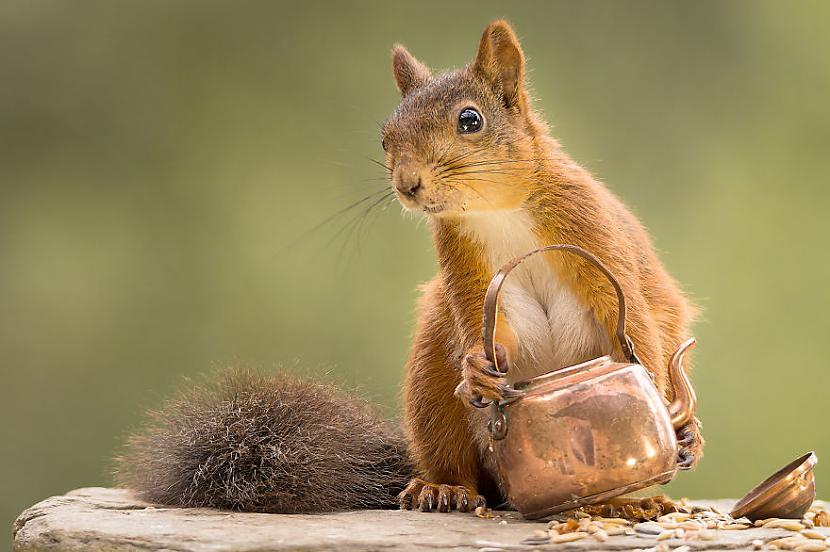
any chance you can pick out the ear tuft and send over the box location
[472,20,527,112]
[391,44,431,97]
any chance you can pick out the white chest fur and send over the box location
[460,210,610,382]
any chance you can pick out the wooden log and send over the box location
[12,487,830,551]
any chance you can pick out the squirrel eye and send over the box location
[458,108,483,134]
[381,137,388,151]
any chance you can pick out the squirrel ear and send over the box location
[472,20,528,113]
[391,44,431,97]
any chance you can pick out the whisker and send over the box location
[446,158,545,170]
[440,178,494,207]
[459,183,495,208]
[333,190,397,271]
[433,154,526,179]
[434,145,492,174]
[434,138,460,167]
[308,189,390,234]
[445,168,526,177]
[445,175,506,186]
[367,157,392,173]
[440,169,524,185]
[278,188,391,254]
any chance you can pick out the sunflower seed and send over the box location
[592,516,631,525]
[681,521,705,530]
[550,531,588,543]
[766,520,807,531]
[475,506,494,519]
[592,529,609,542]
[771,536,809,550]
[796,542,829,552]
[660,512,692,522]
[698,530,716,541]
[723,523,751,530]
[658,522,680,530]
[635,522,664,535]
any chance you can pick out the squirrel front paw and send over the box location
[454,344,515,407]
[676,417,704,470]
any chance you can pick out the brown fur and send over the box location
[385,21,701,511]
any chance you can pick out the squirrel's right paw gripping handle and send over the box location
[463,344,520,409]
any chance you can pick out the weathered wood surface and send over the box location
[12,487,829,551]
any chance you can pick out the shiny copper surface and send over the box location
[730,452,818,521]
[492,357,682,518]
[667,338,697,429]
[481,245,698,519]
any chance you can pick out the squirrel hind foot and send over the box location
[398,478,485,513]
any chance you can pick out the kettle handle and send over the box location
[483,244,641,370]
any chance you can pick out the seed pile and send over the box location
[518,503,830,550]
[759,507,830,551]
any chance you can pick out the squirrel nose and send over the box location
[396,174,422,197]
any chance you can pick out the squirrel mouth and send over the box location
[422,204,446,214]
[394,192,447,215]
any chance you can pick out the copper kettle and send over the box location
[479,244,697,519]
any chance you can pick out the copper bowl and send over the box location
[730,452,818,521]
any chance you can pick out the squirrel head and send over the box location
[383,20,549,217]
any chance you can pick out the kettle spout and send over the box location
[667,337,697,430]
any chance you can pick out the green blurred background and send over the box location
[2,0,829,542]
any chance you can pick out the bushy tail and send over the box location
[114,368,411,513]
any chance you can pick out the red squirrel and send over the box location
[116,20,701,515]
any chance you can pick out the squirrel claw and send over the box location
[399,488,414,510]
[469,395,492,409]
[675,418,703,471]
[399,479,485,513]
[419,486,435,512]
[458,344,511,406]
[678,449,695,470]
[437,486,452,512]
[482,365,506,378]
[498,385,523,401]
